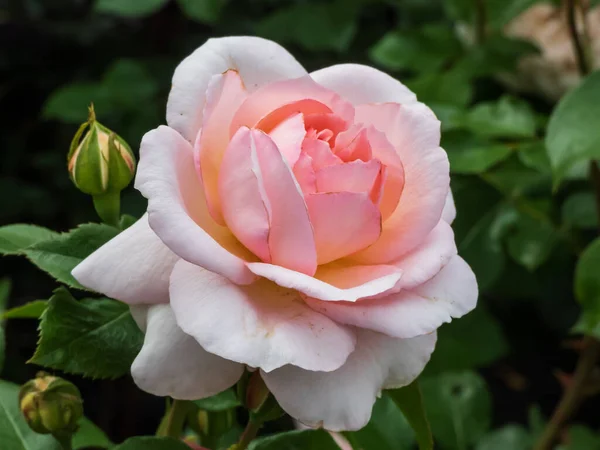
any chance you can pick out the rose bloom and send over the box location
[73,37,477,431]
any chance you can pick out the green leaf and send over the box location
[557,425,600,450]
[458,207,507,290]
[0,278,11,372]
[506,210,559,271]
[0,380,62,450]
[102,59,158,110]
[516,141,551,174]
[0,224,59,255]
[444,0,540,29]
[30,288,143,379]
[464,96,537,139]
[23,223,119,290]
[113,436,190,449]
[387,381,433,450]
[95,0,169,17]
[444,131,513,174]
[562,192,598,229]
[256,1,357,53]
[421,371,492,450]
[454,36,539,79]
[73,418,113,449]
[475,425,532,450]
[370,25,462,73]
[248,429,339,450]
[573,238,600,338]
[194,388,240,411]
[407,70,473,107]
[546,71,600,186]
[43,83,113,124]
[3,300,47,320]
[177,0,226,23]
[344,395,415,450]
[482,156,550,197]
[425,305,508,374]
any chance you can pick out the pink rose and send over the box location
[73,36,477,431]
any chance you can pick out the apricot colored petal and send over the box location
[307,192,382,265]
[135,126,256,285]
[170,260,356,372]
[168,36,306,142]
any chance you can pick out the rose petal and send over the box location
[305,255,477,339]
[72,214,178,305]
[243,129,317,274]
[167,36,306,142]
[268,113,306,167]
[351,103,449,263]
[365,126,405,221]
[442,190,457,224]
[230,76,354,135]
[170,260,356,372]
[262,330,436,431]
[311,64,418,105]
[196,70,248,224]
[293,153,317,194]
[219,128,272,262]
[393,220,457,290]
[135,125,256,285]
[306,192,382,265]
[246,262,402,302]
[315,160,382,194]
[131,304,244,400]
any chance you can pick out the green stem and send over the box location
[533,337,600,450]
[565,0,590,76]
[93,192,120,227]
[156,399,190,439]
[236,419,262,450]
[534,5,600,448]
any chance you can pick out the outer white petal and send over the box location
[169,260,356,373]
[131,304,244,400]
[135,125,256,285]
[442,190,456,224]
[305,255,478,339]
[262,330,436,431]
[310,64,418,105]
[71,214,178,305]
[167,36,307,142]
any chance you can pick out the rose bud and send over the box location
[68,105,135,225]
[19,372,83,436]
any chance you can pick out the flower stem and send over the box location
[565,0,590,76]
[533,337,600,450]
[156,399,189,439]
[534,5,600,447]
[236,419,262,450]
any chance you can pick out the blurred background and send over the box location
[2,0,600,448]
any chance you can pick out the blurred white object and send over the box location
[503,2,600,100]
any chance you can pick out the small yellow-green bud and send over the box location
[19,372,83,436]
[68,105,135,196]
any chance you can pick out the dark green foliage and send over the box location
[30,288,143,379]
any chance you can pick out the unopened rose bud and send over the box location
[68,104,135,225]
[19,372,83,437]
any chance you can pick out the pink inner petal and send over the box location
[306,192,382,265]
[196,70,248,225]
